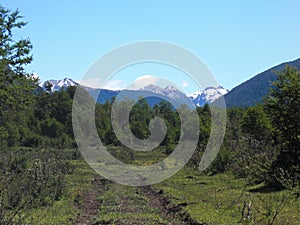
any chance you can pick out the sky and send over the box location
[2,0,300,94]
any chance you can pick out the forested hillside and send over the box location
[218,58,300,108]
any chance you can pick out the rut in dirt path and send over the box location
[75,176,203,225]
[75,176,109,225]
[141,186,204,225]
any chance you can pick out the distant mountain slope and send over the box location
[87,85,194,108]
[219,58,300,108]
[40,79,228,108]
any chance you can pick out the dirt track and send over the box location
[75,176,107,225]
[75,176,203,225]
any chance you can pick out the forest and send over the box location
[0,5,299,224]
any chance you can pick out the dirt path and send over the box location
[140,186,187,225]
[75,176,203,225]
[75,176,108,225]
[141,186,203,225]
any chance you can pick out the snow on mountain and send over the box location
[188,86,228,107]
[41,78,228,108]
[141,84,187,100]
[140,84,195,107]
[41,78,78,92]
[141,84,228,107]
[142,84,164,94]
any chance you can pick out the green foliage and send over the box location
[0,149,72,224]
[210,66,300,189]
[0,5,37,110]
[153,101,180,147]
[95,102,114,145]
[206,105,277,185]
[0,6,32,74]
[205,107,244,174]
[0,5,78,223]
[235,105,276,184]
[40,117,64,138]
[265,66,300,187]
[95,98,181,149]
[0,4,38,149]
[0,4,299,223]
[130,99,153,137]
[242,105,273,141]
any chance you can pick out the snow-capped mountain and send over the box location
[41,78,228,107]
[141,84,228,107]
[41,78,78,92]
[139,84,194,108]
[141,84,188,100]
[188,86,228,107]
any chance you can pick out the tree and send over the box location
[0,5,38,147]
[0,4,37,90]
[236,105,276,184]
[242,105,273,142]
[204,107,242,174]
[129,98,153,139]
[154,101,180,147]
[265,65,300,187]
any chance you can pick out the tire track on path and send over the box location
[75,175,203,224]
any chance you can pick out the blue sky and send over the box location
[2,0,300,93]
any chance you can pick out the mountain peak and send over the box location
[141,84,179,92]
[140,84,185,98]
[41,78,78,92]
[40,78,228,108]
[142,84,164,92]
[188,86,228,107]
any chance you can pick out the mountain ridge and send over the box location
[41,79,226,107]
[41,58,300,108]
[216,57,300,108]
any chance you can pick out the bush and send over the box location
[0,149,72,223]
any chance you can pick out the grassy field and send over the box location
[94,183,170,224]
[154,168,300,224]
[8,148,300,225]
[19,159,97,224]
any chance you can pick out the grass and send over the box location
[21,159,97,224]
[5,147,299,224]
[94,183,168,224]
[107,146,168,166]
[153,168,300,224]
